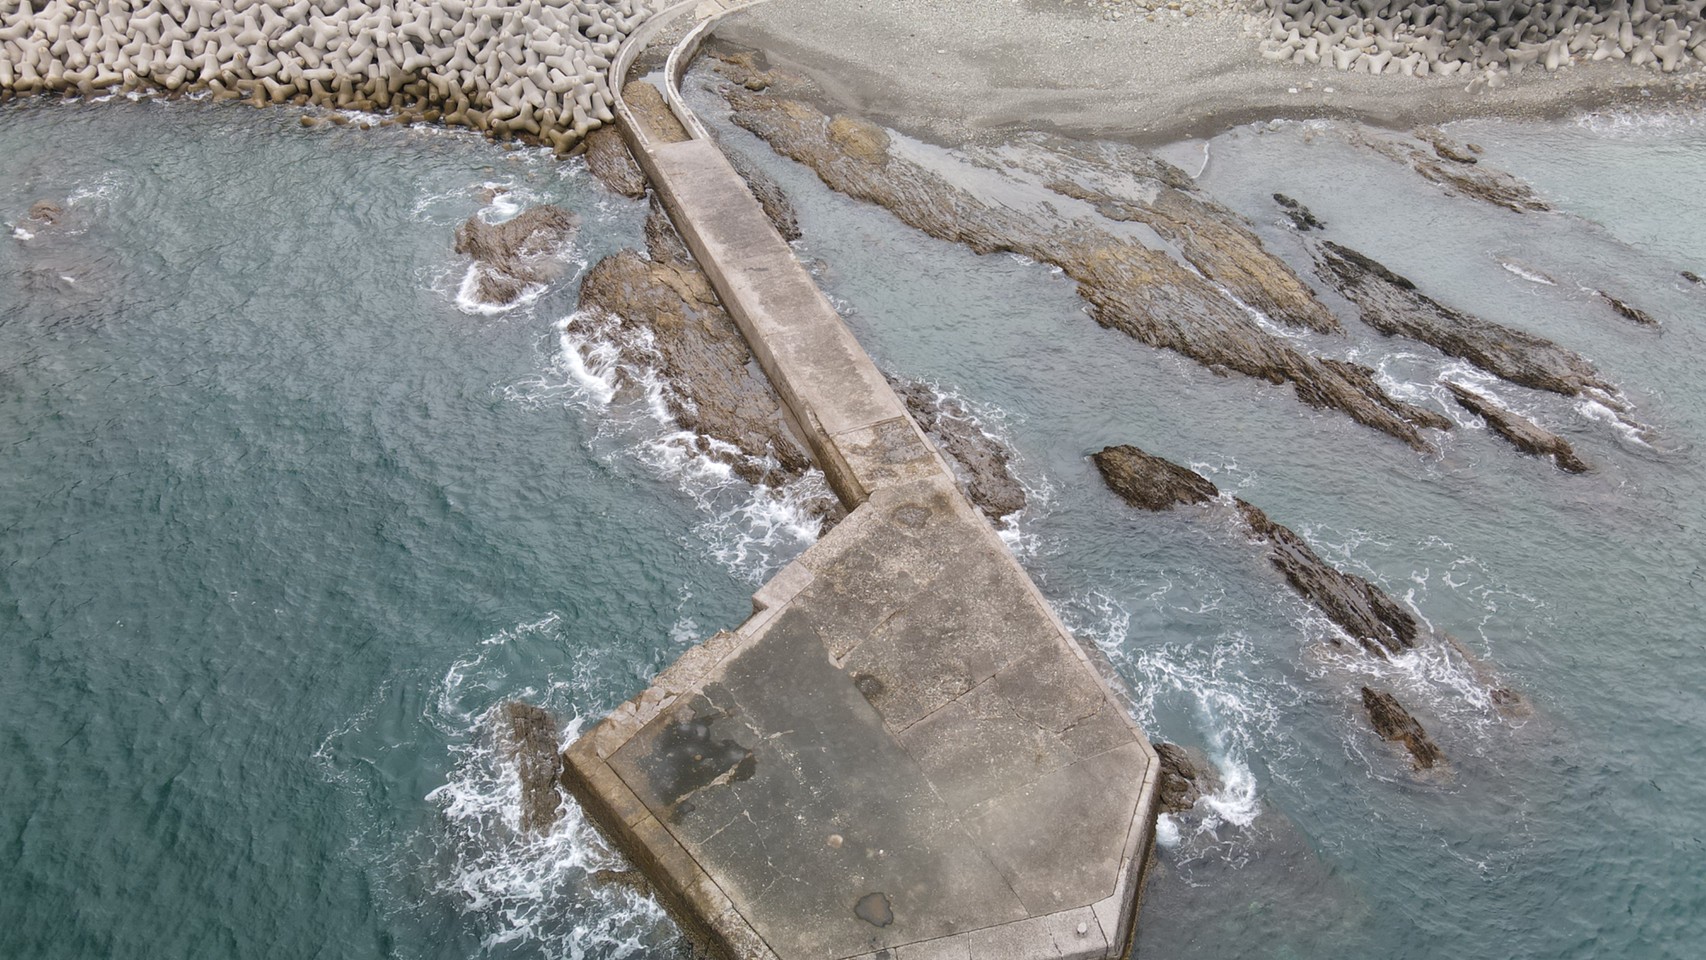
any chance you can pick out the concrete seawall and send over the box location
[0,0,649,150]
[561,4,1159,960]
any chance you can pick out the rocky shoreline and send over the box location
[0,0,649,152]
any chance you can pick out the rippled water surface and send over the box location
[6,89,1706,960]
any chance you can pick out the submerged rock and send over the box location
[454,205,580,307]
[1413,127,1482,166]
[1595,290,1657,327]
[888,377,1025,522]
[1153,743,1223,815]
[1684,270,1704,287]
[1350,128,1549,214]
[1314,241,1614,399]
[1091,444,1220,511]
[1273,193,1326,232]
[718,63,1445,451]
[1236,498,1420,657]
[720,141,802,241]
[26,200,63,225]
[500,702,564,835]
[1446,382,1589,473]
[1361,687,1446,771]
[584,125,648,199]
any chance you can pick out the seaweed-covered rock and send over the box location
[1361,687,1446,771]
[1446,382,1588,473]
[454,205,580,307]
[500,702,564,834]
[889,377,1025,522]
[717,66,1445,451]
[1315,241,1613,399]
[1091,444,1220,511]
[1236,498,1420,657]
[584,125,648,199]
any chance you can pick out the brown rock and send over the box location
[453,204,580,306]
[1595,290,1656,327]
[1360,687,1445,770]
[1683,270,1704,287]
[1273,193,1326,232]
[1413,126,1481,165]
[584,124,648,199]
[890,377,1025,521]
[723,83,1444,450]
[1154,742,1223,814]
[1315,241,1614,399]
[1446,382,1588,473]
[720,141,801,241]
[500,702,564,834]
[26,200,62,225]
[1236,498,1420,657]
[1091,444,1219,511]
[1353,128,1548,214]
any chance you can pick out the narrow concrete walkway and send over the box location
[562,6,1159,959]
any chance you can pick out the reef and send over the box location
[1361,686,1446,771]
[1446,382,1589,473]
[1349,128,1550,214]
[1090,444,1220,512]
[0,0,649,152]
[453,203,579,307]
[716,56,1448,451]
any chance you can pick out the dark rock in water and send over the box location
[1445,382,1588,473]
[500,702,564,834]
[1273,193,1326,232]
[1360,687,1445,770]
[718,61,1443,451]
[888,377,1025,522]
[622,80,691,144]
[454,204,580,307]
[1154,742,1223,814]
[1313,358,1453,433]
[720,140,801,241]
[644,197,693,265]
[27,200,63,225]
[1315,241,1614,399]
[577,210,841,529]
[1595,290,1657,327]
[1091,444,1219,511]
[584,124,648,199]
[1352,128,1548,214]
[1684,270,1704,287]
[1413,126,1481,165]
[1236,498,1420,657]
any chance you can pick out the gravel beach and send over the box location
[715,0,1706,145]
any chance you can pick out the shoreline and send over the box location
[714,0,1706,148]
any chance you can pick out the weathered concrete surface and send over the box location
[564,6,1157,960]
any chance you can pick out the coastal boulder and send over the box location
[499,701,565,834]
[1361,687,1446,771]
[1091,444,1220,511]
[454,205,580,307]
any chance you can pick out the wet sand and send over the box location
[714,0,1706,146]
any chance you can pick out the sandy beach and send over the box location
[715,0,1706,146]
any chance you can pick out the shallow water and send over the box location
[5,87,1706,959]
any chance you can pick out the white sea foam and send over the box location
[1499,260,1557,285]
[12,226,32,240]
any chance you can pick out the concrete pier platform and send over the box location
[562,5,1159,959]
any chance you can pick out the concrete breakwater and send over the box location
[0,0,649,150]
[1255,0,1706,78]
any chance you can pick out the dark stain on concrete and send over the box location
[851,672,887,703]
[855,891,895,928]
[646,706,757,822]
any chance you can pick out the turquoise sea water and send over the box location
[5,90,1706,960]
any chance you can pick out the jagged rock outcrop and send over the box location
[1153,743,1223,815]
[716,60,1447,451]
[1684,270,1705,287]
[721,142,802,242]
[1314,241,1614,399]
[1361,687,1446,771]
[1446,382,1589,473]
[1091,444,1220,511]
[584,124,647,199]
[887,377,1025,522]
[1274,193,1326,232]
[1595,290,1657,327]
[500,701,564,834]
[576,204,838,529]
[454,204,580,306]
[1349,129,1550,214]
[1235,498,1420,657]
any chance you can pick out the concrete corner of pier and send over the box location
[562,5,1160,959]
